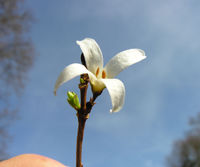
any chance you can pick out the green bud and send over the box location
[80,78,85,84]
[67,91,75,99]
[67,91,81,110]
[73,94,80,109]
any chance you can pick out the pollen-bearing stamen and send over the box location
[102,70,106,79]
[95,67,100,77]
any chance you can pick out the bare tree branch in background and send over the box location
[166,113,200,167]
[0,0,35,160]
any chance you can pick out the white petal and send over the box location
[101,79,125,112]
[76,38,104,74]
[54,63,96,95]
[105,49,146,78]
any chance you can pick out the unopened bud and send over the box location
[80,78,85,84]
[67,91,81,110]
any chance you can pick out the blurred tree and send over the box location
[166,113,200,167]
[0,0,35,160]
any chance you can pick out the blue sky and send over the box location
[7,0,200,167]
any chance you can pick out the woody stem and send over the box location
[76,73,99,167]
[76,113,87,167]
[76,74,89,167]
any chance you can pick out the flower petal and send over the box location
[104,49,146,78]
[54,63,96,95]
[101,79,125,112]
[76,38,104,74]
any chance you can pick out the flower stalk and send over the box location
[76,73,101,167]
[76,74,88,167]
[76,73,95,167]
[76,113,87,167]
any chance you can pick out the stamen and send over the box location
[96,67,100,77]
[102,70,106,79]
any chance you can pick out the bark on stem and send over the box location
[76,74,89,167]
[76,74,99,167]
[76,114,87,167]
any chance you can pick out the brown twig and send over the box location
[76,73,102,167]
[76,112,88,167]
[76,74,90,167]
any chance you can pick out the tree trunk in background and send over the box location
[0,0,35,160]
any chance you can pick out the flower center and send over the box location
[95,67,107,79]
[95,67,100,77]
[102,70,106,79]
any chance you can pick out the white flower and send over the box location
[54,38,146,112]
